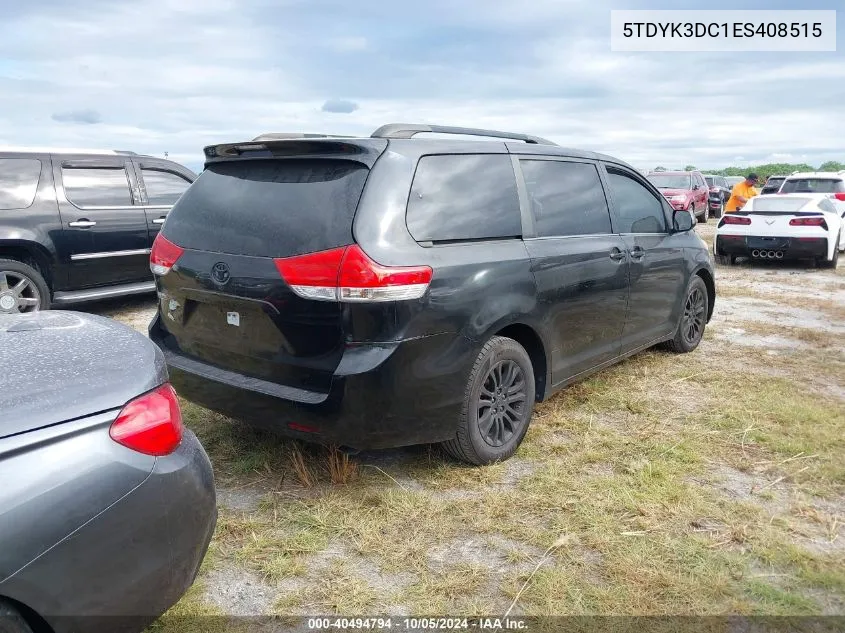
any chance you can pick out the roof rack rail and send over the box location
[252,133,351,141]
[371,123,557,146]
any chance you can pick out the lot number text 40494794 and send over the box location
[306,617,528,631]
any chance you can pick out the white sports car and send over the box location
[714,193,845,268]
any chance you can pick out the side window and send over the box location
[406,154,521,242]
[141,169,192,206]
[519,160,611,237]
[62,166,132,208]
[0,158,41,210]
[606,169,667,234]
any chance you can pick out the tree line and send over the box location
[651,162,845,181]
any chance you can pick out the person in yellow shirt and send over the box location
[725,173,759,213]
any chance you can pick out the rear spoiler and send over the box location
[203,138,388,168]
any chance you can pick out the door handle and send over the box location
[153,217,166,225]
[630,247,645,260]
[68,219,97,228]
[609,248,626,261]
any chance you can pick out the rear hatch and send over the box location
[153,139,387,395]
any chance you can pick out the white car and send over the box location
[714,193,845,268]
[777,170,845,196]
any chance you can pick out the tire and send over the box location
[819,242,839,269]
[714,198,724,219]
[0,600,34,633]
[715,254,734,266]
[699,202,709,224]
[442,336,536,466]
[0,259,50,314]
[689,204,697,224]
[663,276,708,354]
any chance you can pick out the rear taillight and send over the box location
[722,215,751,225]
[274,245,433,302]
[789,217,828,229]
[109,384,183,456]
[831,193,845,202]
[150,234,184,276]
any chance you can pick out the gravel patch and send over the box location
[204,566,276,616]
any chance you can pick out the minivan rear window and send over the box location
[406,154,521,243]
[162,159,369,257]
[0,158,41,210]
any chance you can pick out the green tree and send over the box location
[819,161,845,172]
[684,164,697,171]
[653,166,667,172]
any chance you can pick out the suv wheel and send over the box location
[0,600,34,633]
[663,276,708,354]
[0,259,50,314]
[699,203,709,224]
[442,336,536,466]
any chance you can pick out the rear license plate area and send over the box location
[183,299,287,354]
[747,237,789,250]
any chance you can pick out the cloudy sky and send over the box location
[1,0,842,173]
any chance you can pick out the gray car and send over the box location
[0,311,216,633]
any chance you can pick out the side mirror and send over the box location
[692,184,700,191]
[673,209,694,232]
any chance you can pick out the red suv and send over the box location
[646,170,711,223]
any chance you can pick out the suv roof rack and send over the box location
[252,133,352,141]
[371,123,557,146]
[0,146,139,155]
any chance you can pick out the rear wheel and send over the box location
[713,198,724,219]
[0,601,34,633]
[0,259,50,314]
[699,202,709,223]
[442,336,536,466]
[664,276,708,354]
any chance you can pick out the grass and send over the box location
[145,258,845,622]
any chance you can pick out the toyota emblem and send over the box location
[211,262,231,284]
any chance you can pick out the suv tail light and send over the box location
[109,383,183,456]
[275,245,433,302]
[789,217,828,229]
[150,234,184,276]
[722,215,751,225]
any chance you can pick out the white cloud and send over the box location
[0,0,842,172]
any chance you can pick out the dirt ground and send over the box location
[90,222,844,624]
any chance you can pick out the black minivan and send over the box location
[149,124,715,465]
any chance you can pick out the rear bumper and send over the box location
[150,315,469,450]
[5,431,216,633]
[715,235,828,259]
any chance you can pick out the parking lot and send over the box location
[89,223,844,624]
